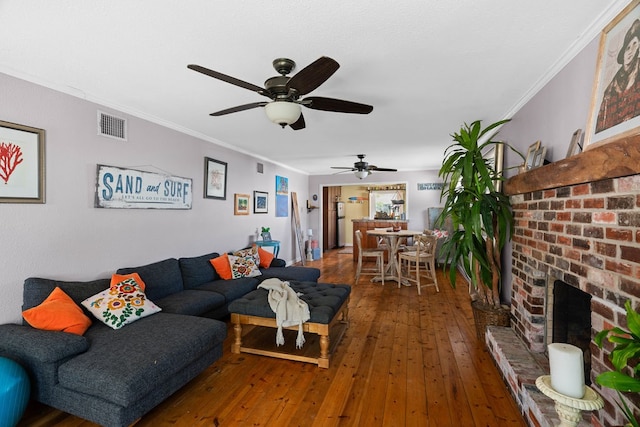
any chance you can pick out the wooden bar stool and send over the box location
[398,234,439,295]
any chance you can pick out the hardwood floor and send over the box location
[19,250,526,427]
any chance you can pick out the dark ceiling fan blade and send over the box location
[209,102,267,116]
[286,57,339,96]
[303,96,373,114]
[188,64,270,97]
[289,113,306,130]
[369,166,397,172]
[331,166,356,170]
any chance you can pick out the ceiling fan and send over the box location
[331,154,398,179]
[187,57,373,130]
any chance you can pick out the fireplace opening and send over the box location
[552,280,592,385]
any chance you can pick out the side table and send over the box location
[255,240,280,258]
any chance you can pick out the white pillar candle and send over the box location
[548,343,585,398]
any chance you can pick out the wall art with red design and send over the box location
[0,120,45,203]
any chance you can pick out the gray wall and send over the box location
[0,72,309,324]
[498,37,599,302]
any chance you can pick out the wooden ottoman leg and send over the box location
[232,316,242,354]
[318,334,330,369]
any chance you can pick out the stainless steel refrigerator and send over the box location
[336,201,345,248]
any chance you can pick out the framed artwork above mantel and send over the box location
[585,0,640,149]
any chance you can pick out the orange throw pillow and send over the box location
[22,287,92,335]
[210,253,232,280]
[257,246,274,268]
[110,272,146,291]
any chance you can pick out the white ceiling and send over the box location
[0,1,630,175]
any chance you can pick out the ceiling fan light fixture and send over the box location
[354,170,369,180]
[264,101,301,127]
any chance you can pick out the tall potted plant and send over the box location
[437,119,521,340]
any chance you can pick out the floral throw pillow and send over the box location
[233,246,260,266]
[228,254,262,279]
[81,277,161,330]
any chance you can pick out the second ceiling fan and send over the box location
[332,154,397,179]
[187,56,373,130]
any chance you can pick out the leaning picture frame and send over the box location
[524,140,541,170]
[253,190,268,214]
[482,142,504,192]
[204,157,227,200]
[234,193,250,215]
[532,146,547,168]
[585,0,640,149]
[0,120,45,203]
[566,129,583,158]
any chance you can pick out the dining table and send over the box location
[366,229,424,282]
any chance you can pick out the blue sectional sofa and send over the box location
[0,251,320,427]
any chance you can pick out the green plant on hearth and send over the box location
[595,300,640,427]
[436,119,523,308]
[261,227,270,233]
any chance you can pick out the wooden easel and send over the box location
[291,192,306,265]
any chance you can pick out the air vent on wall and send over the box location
[97,110,127,141]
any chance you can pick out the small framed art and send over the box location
[532,147,547,168]
[566,129,583,158]
[204,157,227,200]
[234,193,250,215]
[0,120,45,203]
[253,191,268,214]
[524,141,541,170]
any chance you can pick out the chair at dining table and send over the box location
[354,230,385,286]
[398,233,439,295]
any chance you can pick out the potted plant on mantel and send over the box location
[437,119,522,341]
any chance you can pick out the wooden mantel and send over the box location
[504,135,640,196]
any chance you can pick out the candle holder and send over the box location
[536,375,604,427]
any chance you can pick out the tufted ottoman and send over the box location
[228,281,350,368]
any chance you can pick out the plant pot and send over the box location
[471,300,510,343]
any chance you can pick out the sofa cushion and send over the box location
[195,277,260,303]
[116,258,183,301]
[57,313,227,408]
[258,266,321,283]
[23,277,111,316]
[81,277,162,330]
[178,252,220,289]
[22,287,92,336]
[153,290,225,316]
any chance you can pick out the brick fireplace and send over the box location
[489,138,640,427]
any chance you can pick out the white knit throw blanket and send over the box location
[258,278,311,349]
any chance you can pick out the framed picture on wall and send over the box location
[234,193,249,215]
[253,190,268,214]
[585,0,640,149]
[0,120,45,204]
[204,157,227,200]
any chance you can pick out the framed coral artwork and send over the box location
[0,120,45,203]
[204,157,227,200]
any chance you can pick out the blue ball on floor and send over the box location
[0,357,30,427]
